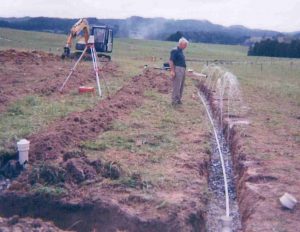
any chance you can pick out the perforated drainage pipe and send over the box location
[198,91,231,221]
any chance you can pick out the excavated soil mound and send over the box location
[0,49,59,63]
[0,49,120,112]
[28,69,170,162]
[26,152,120,186]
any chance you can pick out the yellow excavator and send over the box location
[61,18,113,60]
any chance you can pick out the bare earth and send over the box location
[0,50,207,231]
[0,50,299,231]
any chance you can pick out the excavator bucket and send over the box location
[61,47,70,59]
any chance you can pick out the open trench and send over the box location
[207,133,242,232]
[196,65,252,231]
[199,91,242,232]
[0,192,180,232]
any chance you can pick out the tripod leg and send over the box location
[100,69,110,98]
[59,46,88,92]
[91,46,102,97]
[93,48,110,98]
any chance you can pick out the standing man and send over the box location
[169,37,189,106]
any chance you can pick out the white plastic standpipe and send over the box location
[221,216,232,232]
[17,139,30,165]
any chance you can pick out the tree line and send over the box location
[166,31,249,45]
[248,39,300,58]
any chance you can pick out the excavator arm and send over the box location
[62,18,90,59]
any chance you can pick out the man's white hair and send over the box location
[178,37,189,45]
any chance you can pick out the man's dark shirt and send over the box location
[170,46,186,68]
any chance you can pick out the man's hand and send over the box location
[170,70,175,79]
[169,60,175,79]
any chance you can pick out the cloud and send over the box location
[0,0,299,32]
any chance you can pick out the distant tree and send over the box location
[166,31,184,41]
[248,39,300,58]
[166,30,248,45]
[0,20,10,27]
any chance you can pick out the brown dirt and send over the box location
[5,48,299,231]
[0,49,120,113]
[2,48,298,232]
[0,49,207,231]
[27,68,170,162]
[233,94,300,232]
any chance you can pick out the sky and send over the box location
[1,0,300,32]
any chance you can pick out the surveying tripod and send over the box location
[59,36,109,97]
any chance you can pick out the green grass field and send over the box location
[1,26,299,153]
[0,28,66,53]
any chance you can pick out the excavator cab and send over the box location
[75,26,113,60]
[92,26,113,53]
